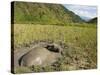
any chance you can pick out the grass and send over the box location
[14,23,96,48]
[13,23,97,73]
[13,2,84,24]
[14,67,32,74]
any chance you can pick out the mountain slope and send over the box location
[88,17,97,23]
[12,2,84,24]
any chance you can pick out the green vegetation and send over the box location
[14,24,97,73]
[14,24,96,49]
[14,67,32,74]
[13,2,84,24]
[12,1,97,73]
[88,17,97,24]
